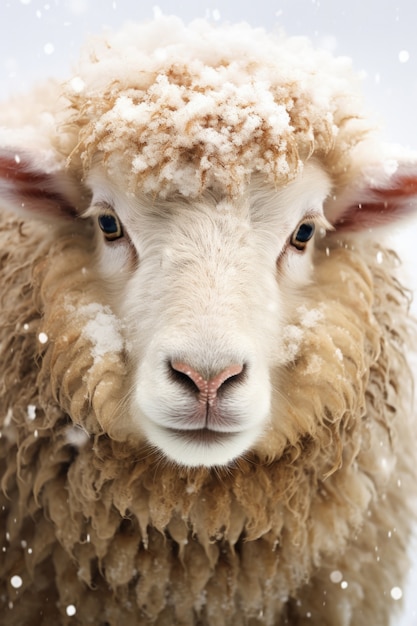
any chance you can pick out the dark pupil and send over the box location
[98,214,118,234]
[295,223,314,243]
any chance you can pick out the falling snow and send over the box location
[330,570,343,584]
[399,50,410,63]
[38,332,48,344]
[43,43,55,56]
[66,0,89,16]
[70,76,85,93]
[10,575,23,589]
[26,405,36,421]
[153,5,163,19]
[391,586,403,601]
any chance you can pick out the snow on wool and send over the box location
[0,15,417,626]
[67,19,348,198]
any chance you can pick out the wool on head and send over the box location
[59,17,369,199]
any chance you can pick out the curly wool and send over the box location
[0,213,414,625]
[59,17,370,198]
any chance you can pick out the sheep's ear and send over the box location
[0,148,82,220]
[325,146,417,232]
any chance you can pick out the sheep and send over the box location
[1,15,417,626]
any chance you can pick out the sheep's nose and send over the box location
[170,361,245,405]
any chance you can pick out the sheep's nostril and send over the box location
[168,361,202,395]
[169,361,245,404]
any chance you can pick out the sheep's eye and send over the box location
[290,222,315,251]
[98,212,123,241]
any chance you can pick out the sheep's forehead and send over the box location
[88,162,332,232]
[65,17,365,199]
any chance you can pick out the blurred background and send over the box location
[1,0,417,623]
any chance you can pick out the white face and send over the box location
[85,163,331,467]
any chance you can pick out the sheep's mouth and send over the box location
[167,427,237,445]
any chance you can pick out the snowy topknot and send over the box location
[65,16,368,197]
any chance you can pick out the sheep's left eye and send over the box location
[98,212,123,241]
[290,222,315,251]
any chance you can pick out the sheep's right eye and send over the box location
[98,212,123,241]
[290,222,315,251]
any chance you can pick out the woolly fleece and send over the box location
[0,216,415,625]
[0,16,416,626]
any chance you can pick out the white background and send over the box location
[1,0,417,623]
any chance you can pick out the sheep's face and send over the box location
[85,163,331,467]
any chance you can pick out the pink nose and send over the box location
[170,361,244,405]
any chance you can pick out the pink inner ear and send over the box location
[0,154,55,186]
[0,153,78,219]
[332,174,417,232]
[378,175,417,199]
